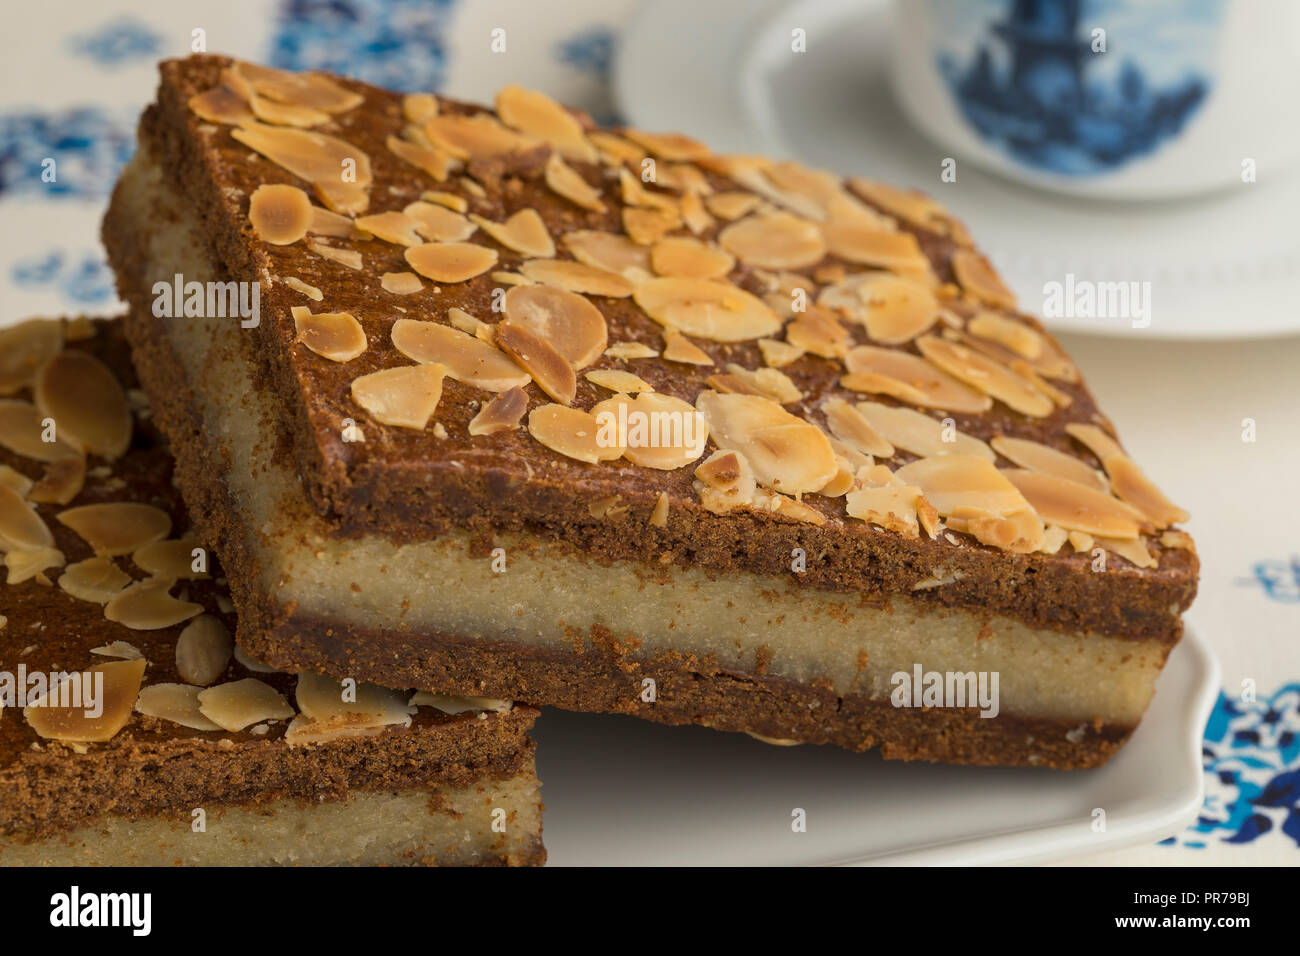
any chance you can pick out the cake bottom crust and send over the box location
[1,775,545,867]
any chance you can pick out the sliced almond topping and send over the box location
[956,327,1078,383]
[248,184,314,245]
[502,285,608,368]
[307,239,363,269]
[447,308,486,335]
[1038,524,1069,554]
[620,168,679,211]
[564,230,652,280]
[28,456,86,505]
[497,86,596,162]
[284,276,324,300]
[468,386,529,436]
[952,507,1045,553]
[136,684,221,731]
[1104,456,1189,528]
[585,369,655,393]
[528,404,624,463]
[623,207,680,245]
[189,84,255,125]
[285,673,414,744]
[197,678,294,732]
[0,465,32,497]
[822,222,932,278]
[308,205,357,237]
[967,311,1042,359]
[405,242,498,282]
[89,641,142,660]
[854,402,994,460]
[846,485,922,537]
[816,457,856,497]
[588,130,645,165]
[622,129,710,162]
[421,190,468,212]
[753,488,827,526]
[990,435,1107,492]
[758,339,804,368]
[6,546,64,584]
[706,192,763,221]
[1002,468,1143,539]
[231,122,371,214]
[894,455,1031,520]
[175,615,234,686]
[721,364,802,404]
[605,342,658,360]
[705,373,767,398]
[842,346,990,414]
[785,306,850,359]
[836,273,939,344]
[634,277,782,343]
[847,178,949,234]
[694,449,757,513]
[1064,423,1125,463]
[592,393,708,470]
[1095,535,1157,569]
[381,271,423,295]
[495,322,576,404]
[472,209,555,258]
[351,364,446,429]
[519,259,632,299]
[916,335,1053,417]
[292,306,367,362]
[33,351,131,459]
[391,320,531,391]
[104,578,203,630]
[649,492,670,528]
[951,250,1016,309]
[24,659,145,742]
[762,161,848,212]
[58,502,170,556]
[355,210,424,245]
[679,190,714,234]
[0,320,63,395]
[662,329,714,365]
[650,237,734,280]
[425,114,537,160]
[133,538,207,580]
[403,201,476,241]
[695,391,837,494]
[402,92,439,124]
[58,556,130,604]
[719,212,826,270]
[1070,530,1095,553]
[545,154,607,212]
[387,135,456,182]
[1161,530,1196,552]
[821,398,895,458]
[235,62,363,113]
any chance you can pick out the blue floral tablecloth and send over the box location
[1,0,1294,866]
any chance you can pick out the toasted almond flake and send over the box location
[351,364,446,429]
[459,175,487,198]
[785,307,851,359]
[634,277,782,343]
[381,271,423,295]
[968,311,1042,359]
[248,183,314,245]
[705,373,766,398]
[24,659,145,742]
[843,346,991,414]
[893,455,1031,520]
[518,259,631,298]
[700,155,825,219]
[402,92,439,123]
[706,192,763,221]
[847,178,951,234]
[1069,531,1095,553]
[231,122,371,214]
[758,338,804,368]
[409,692,512,715]
[619,168,678,211]
[33,351,131,459]
[135,683,221,731]
[622,129,710,162]
[605,342,659,360]
[308,205,357,237]
[822,222,932,277]
[28,456,86,505]
[175,615,234,686]
[761,161,848,211]
[544,153,607,212]
[189,84,255,125]
[696,391,836,494]
[58,556,130,604]
[846,485,922,537]
[646,492,671,528]
[293,671,414,727]
[492,271,533,286]
[816,456,856,497]
[1095,535,1157,569]
[528,404,624,463]
[751,488,826,525]
[837,273,940,344]
[405,242,497,282]
[468,386,529,436]
[990,435,1108,492]
[592,393,708,470]
[495,322,576,404]
[57,502,171,556]
[585,369,655,393]
[447,307,486,335]
[1038,524,1069,554]
[0,320,64,396]
[104,578,202,630]
[1002,469,1143,538]
[89,641,143,660]
[197,678,294,732]
[235,61,363,113]
[387,134,456,182]
[623,207,680,245]
[1103,456,1189,528]
[133,538,207,580]
[951,250,1016,309]
[821,398,896,458]
[284,276,324,300]
[503,284,608,368]
[563,230,652,280]
[679,190,714,234]
[650,236,734,280]
[661,329,714,365]
[955,327,1078,383]
[232,645,278,674]
[496,85,596,162]
[470,208,555,257]
[719,212,826,270]
[425,113,537,160]
[694,449,758,514]
[307,239,363,269]
[0,485,57,551]
[588,130,645,165]
[0,465,33,497]
[391,320,530,391]
[402,201,476,242]
[1160,530,1196,552]
[588,494,622,518]
[855,402,994,460]
[292,306,367,362]
[5,546,64,584]
[1064,423,1125,464]
[1011,360,1072,409]
[916,335,1052,417]
[721,364,802,404]
[355,210,424,245]
[953,506,1045,553]
[421,190,468,212]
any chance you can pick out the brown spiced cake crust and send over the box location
[124,54,1195,645]
[0,319,544,865]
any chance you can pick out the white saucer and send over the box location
[533,625,1218,866]
[614,0,1300,340]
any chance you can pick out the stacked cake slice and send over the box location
[0,318,544,866]
[102,55,1197,770]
